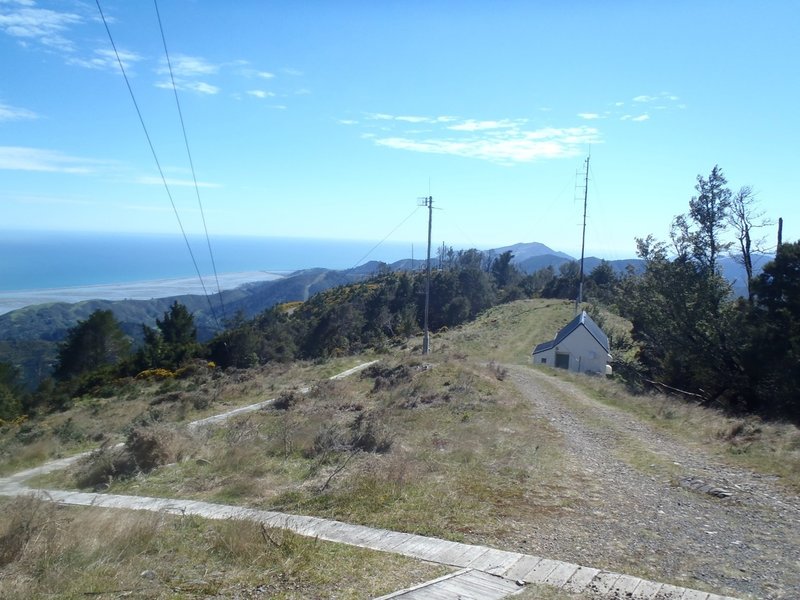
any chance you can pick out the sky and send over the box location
[1,0,798,260]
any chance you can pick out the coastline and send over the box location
[0,271,286,316]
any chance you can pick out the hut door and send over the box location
[555,352,570,369]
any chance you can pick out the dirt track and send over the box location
[506,365,800,600]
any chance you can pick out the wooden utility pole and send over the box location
[576,156,589,313]
[420,196,433,355]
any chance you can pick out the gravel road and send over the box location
[506,365,800,600]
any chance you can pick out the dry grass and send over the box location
[5,297,798,597]
[39,355,569,549]
[0,496,446,599]
[0,357,374,477]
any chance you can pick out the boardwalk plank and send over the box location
[436,543,488,567]
[656,584,688,599]
[543,561,580,586]
[562,566,601,593]
[519,557,561,583]
[613,574,646,596]
[503,555,542,580]
[632,579,664,599]
[589,572,622,596]
[467,548,524,574]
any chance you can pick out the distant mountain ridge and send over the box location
[0,241,771,386]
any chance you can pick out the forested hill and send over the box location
[0,267,365,344]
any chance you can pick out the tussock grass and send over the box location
[0,496,446,599]
[48,355,569,549]
[0,357,374,478]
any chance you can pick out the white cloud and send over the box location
[69,47,142,71]
[448,119,520,131]
[632,114,650,122]
[633,92,680,104]
[258,71,275,79]
[0,146,101,173]
[157,80,220,95]
[0,3,82,51]
[137,176,221,188]
[0,101,38,121]
[158,54,218,77]
[188,82,219,95]
[354,111,603,163]
[282,67,303,76]
[394,115,430,123]
[373,126,599,164]
[577,113,601,120]
[338,119,358,125]
[247,89,275,99]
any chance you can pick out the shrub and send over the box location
[273,390,302,411]
[126,424,179,471]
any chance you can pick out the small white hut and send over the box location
[532,311,612,375]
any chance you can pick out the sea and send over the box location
[0,231,417,314]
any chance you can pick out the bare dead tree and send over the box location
[728,186,772,303]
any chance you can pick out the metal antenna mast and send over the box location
[418,195,433,354]
[576,156,589,313]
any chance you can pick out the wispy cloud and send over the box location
[448,119,520,131]
[156,80,220,95]
[258,71,274,79]
[68,47,142,71]
[0,146,104,173]
[154,54,220,94]
[633,92,680,104]
[577,113,601,120]
[356,113,599,164]
[0,1,82,51]
[137,176,221,188]
[247,89,275,99]
[158,54,218,77]
[0,101,38,121]
[632,114,650,122]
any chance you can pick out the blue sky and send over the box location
[1,0,797,259]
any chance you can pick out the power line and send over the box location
[350,206,421,270]
[153,0,226,323]
[95,0,221,330]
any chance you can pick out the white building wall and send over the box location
[533,326,610,375]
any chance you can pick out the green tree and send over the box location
[676,165,733,272]
[138,302,200,370]
[618,236,737,400]
[54,310,130,381]
[746,241,800,420]
[0,362,24,420]
[490,251,517,288]
[542,261,579,299]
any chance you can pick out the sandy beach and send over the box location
[0,271,285,315]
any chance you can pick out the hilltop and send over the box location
[1,298,797,599]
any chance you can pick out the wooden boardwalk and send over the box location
[0,361,742,600]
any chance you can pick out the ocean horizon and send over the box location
[0,231,421,314]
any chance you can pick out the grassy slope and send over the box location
[2,297,798,599]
